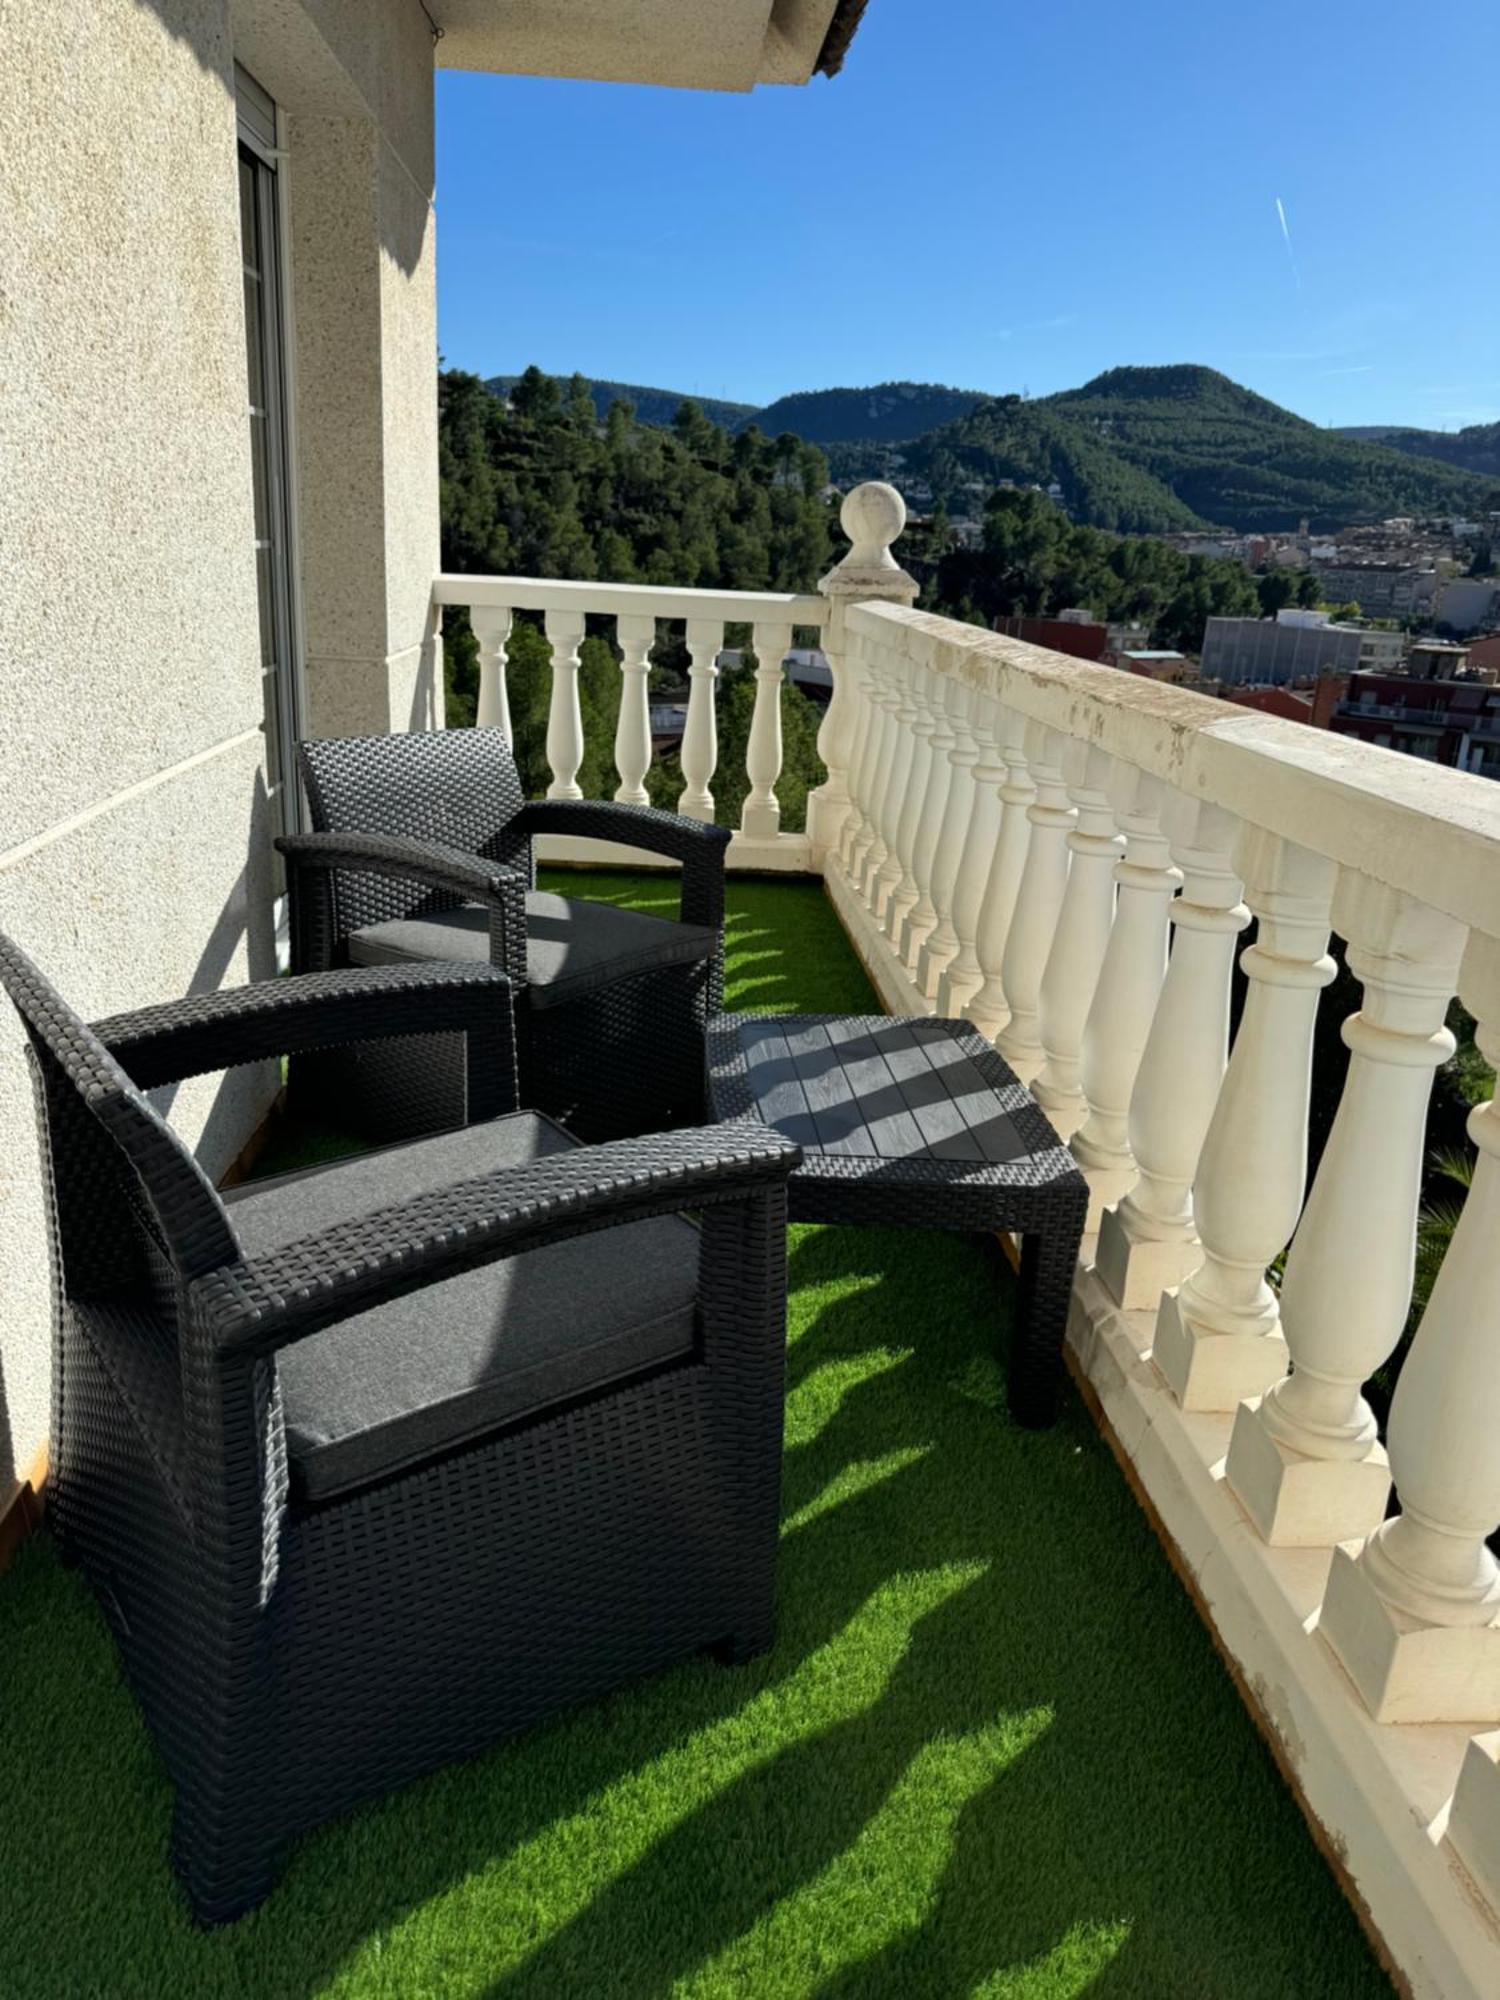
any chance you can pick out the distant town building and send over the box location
[1435,577,1500,633]
[1311,559,1438,618]
[1113,649,1195,683]
[1200,610,1404,687]
[995,613,1109,662]
[1331,669,1500,780]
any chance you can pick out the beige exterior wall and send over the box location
[0,0,440,1511]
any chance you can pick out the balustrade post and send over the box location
[1153,830,1336,1410]
[964,707,1033,1041]
[917,668,982,1000]
[851,645,901,902]
[995,724,1073,1085]
[741,620,792,841]
[543,609,586,797]
[894,663,956,970]
[835,632,879,879]
[1031,744,1119,1140]
[936,689,1003,1018]
[1226,876,1465,1549]
[876,642,930,937]
[808,482,917,867]
[1070,769,1177,1226]
[678,616,722,822]
[612,613,655,805]
[1096,799,1247,1311]
[471,604,514,742]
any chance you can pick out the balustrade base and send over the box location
[1094,1205,1202,1313]
[1448,1733,1500,1910]
[1226,1400,1391,1548]
[1152,1293,1289,1413]
[1320,1545,1500,1725]
[1067,1142,1136,1233]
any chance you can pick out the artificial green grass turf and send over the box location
[0,875,1389,1998]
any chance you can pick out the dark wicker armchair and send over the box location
[280,726,731,1142]
[0,934,798,1923]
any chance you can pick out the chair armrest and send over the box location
[95,962,518,1120]
[191,1123,802,1359]
[277,831,529,978]
[515,801,729,932]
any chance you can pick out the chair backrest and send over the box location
[299,729,530,936]
[0,935,238,1310]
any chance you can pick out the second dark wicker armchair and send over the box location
[0,933,799,1923]
[280,726,731,1142]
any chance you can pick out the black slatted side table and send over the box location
[707,1013,1088,1427]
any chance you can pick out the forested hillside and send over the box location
[1047,366,1500,530]
[746,381,987,444]
[1336,419,1500,482]
[483,374,755,432]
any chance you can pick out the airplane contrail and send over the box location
[1275,196,1302,291]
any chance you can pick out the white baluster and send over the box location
[878,641,930,937]
[1031,745,1119,1142]
[836,632,879,878]
[741,620,792,841]
[808,482,917,863]
[1153,830,1336,1411]
[678,616,721,822]
[1320,930,1500,1723]
[1096,798,1248,1311]
[1070,769,1177,1225]
[996,724,1073,1085]
[917,670,982,1000]
[852,647,901,902]
[544,608,586,798]
[895,660,956,970]
[1448,1731,1500,1909]
[936,690,1002,1018]
[1226,877,1464,1548]
[471,604,514,743]
[612,613,655,805]
[429,600,447,731]
[964,707,1033,1041]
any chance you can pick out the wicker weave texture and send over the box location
[0,931,799,1923]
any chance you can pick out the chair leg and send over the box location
[712,1620,777,1667]
[172,1792,285,1926]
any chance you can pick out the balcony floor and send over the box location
[0,877,1387,1997]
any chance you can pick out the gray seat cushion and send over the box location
[348,891,717,1011]
[224,1113,699,1502]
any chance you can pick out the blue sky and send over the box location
[435,0,1497,430]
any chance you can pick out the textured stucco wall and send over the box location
[0,0,440,1511]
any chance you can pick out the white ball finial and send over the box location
[839,481,907,571]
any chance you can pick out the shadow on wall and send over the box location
[132,0,434,278]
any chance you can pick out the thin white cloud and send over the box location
[1274,196,1302,292]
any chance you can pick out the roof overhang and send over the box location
[432,0,869,92]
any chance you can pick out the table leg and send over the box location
[1011,1197,1086,1428]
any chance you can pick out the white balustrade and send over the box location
[1070,769,1177,1226]
[877,641,930,937]
[612,613,655,804]
[835,631,880,878]
[543,608,586,798]
[1152,830,1337,1411]
[471,603,514,741]
[1225,877,1465,1547]
[916,669,982,1000]
[1096,799,1247,1311]
[995,724,1074,1084]
[741,620,792,841]
[935,690,1003,1018]
[1031,743,1119,1138]
[1319,926,1500,1722]
[677,616,722,822]
[808,481,917,862]
[852,645,903,902]
[893,661,954,968]
[963,707,1033,1041]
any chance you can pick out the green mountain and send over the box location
[484,374,756,432]
[1044,366,1500,531]
[745,381,988,444]
[1335,420,1500,482]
